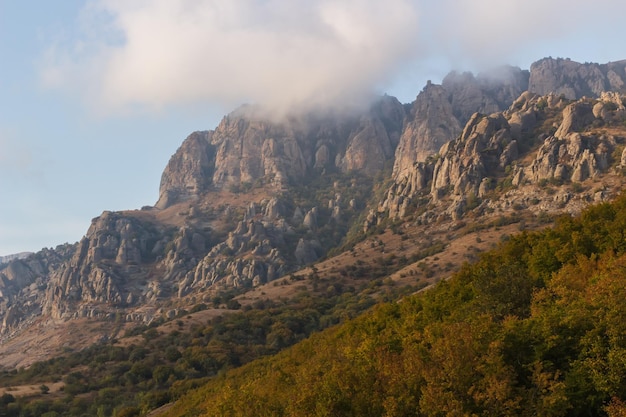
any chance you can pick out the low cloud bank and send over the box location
[41,0,626,116]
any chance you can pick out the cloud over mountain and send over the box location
[41,0,626,115]
[41,0,421,115]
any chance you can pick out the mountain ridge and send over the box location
[0,56,625,370]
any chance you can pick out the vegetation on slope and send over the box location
[163,194,626,417]
[0,277,415,417]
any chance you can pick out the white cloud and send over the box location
[41,0,626,115]
[42,0,421,116]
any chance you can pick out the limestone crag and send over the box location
[42,211,168,319]
[433,113,513,198]
[529,57,626,99]
[156,131,215,209]
[442,66,530,123]
[2,56,626,343]
[392,83,461,180]
[379,90,626,225]
[0,245,75,333]
[391,66,528,184]
[0,183,363,333]
[155,97,405,210]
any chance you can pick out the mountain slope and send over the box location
[0,56,624,379]
[162,193,626,417]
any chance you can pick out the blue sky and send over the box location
[1,0,626,256]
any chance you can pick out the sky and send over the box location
[1,0,626,256]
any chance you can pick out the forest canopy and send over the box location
[163,194,626,417]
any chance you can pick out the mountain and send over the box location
[1,57,625,350]
[162,193,626,417]
[529,57,626,99]
[0,57,626,415]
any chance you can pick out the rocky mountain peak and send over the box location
[392,83,461,180]
[157,98,405,210]
[529,57,626,99]
[380,88,626,224]
[156,130,215,209]
[390,66,529,184]
[2,57,626,368]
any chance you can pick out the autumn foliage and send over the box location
[164,195,626,417]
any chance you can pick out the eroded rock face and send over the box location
[156,131,215,209]
[337,115,396,175]
[42,211,167,319]
[379,90,626,222]
[529,57,626,99]
[155,98,405,211]
[527,132,613,183]
[209,109,309,189]
[554,101,596,139]
[392,83,462,180]
[442,66,530,123]
[0,174,368,333]
[391,67,528,184]
[194,98,405,194]
[3,57,626,343]
[431,113,513,199]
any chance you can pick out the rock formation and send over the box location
[379,89,626,223]
[2,56,626,341]
[156,131,215,209]
[529,57,626,99]
[391,66,529,185]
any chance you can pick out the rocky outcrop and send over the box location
[3,56,626,344]
[522,93,624,184]
[337,114,396,175]
[0,245,75,333]
[380,89,626,222]
[208,108,308,189]
[430,113,513,199]
[195,97,405,194]
[156,131,215,209]
[391,67,528,184]
[526,132,613,183]
[1,179,363,326]
[554,100,596,138]
[42,211,168,319]
[392,83,461,179]
[154,97,405,211]
[529,57,626,99]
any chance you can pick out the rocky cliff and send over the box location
[1,57,626,343]
[156,131,215,209]
[529,57,626,99]
[391,66,529,184]
[157,97,404,210]
[380,89,626,224]
[379,58,626,224]
[0,97,404,335]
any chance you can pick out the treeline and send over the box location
[163,195,626,417]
